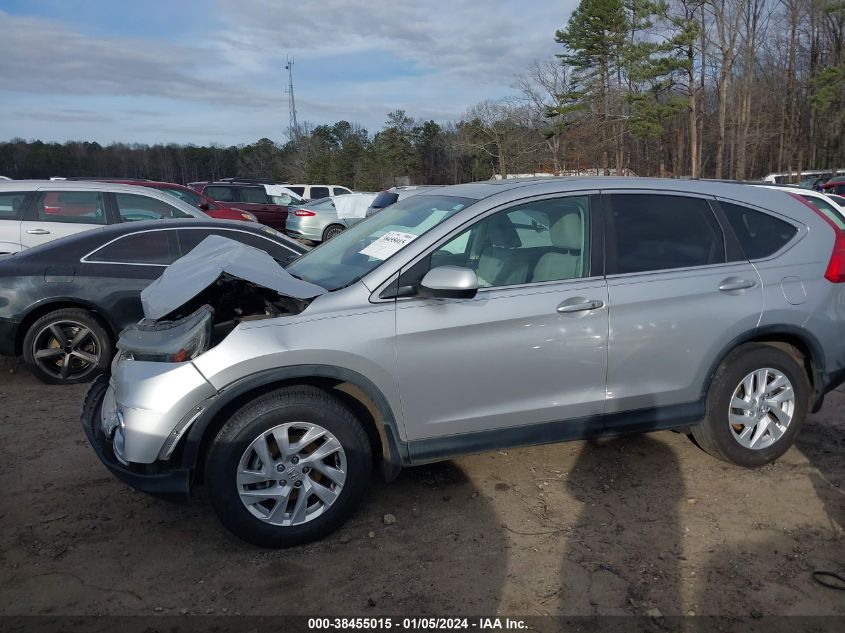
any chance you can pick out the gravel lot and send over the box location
[0,359,843,617]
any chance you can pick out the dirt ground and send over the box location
[0,360,843,618]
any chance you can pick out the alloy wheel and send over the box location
[31,320,101,382]
[236,422,347,526]
[728,367,795,450]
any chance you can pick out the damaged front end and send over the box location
[119,235,326,362]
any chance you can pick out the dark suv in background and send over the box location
[189,181,299,230]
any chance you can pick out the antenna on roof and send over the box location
[285,56,299,141]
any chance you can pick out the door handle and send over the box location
[557,299,605,314]
[719,277,756,292]
[26,228,51,235]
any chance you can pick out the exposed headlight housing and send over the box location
[117,305,214,363]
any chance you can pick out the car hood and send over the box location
[141,235,326,320]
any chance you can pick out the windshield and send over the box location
[287,194,474,291]
[163,187,205,209]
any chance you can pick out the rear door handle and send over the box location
[719,277,756,292]
[26,228,51,235]
[557,299,605,314]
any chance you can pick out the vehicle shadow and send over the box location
[690,406,845,624]
[557,434,686,615]
[794,407,845,532]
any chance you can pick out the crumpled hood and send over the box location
[141,235,326,320]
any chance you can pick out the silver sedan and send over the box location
[285,195,371,243]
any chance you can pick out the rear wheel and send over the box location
[692,344,809,467]
[205,386,372,547]
[322,224,345,242]
[23,308,112,385]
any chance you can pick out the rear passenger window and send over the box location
[36,191,107,224]
[608,194,725,274]
[239,187,269,204]
[204,186,236,202]
[0,192,29,219]
[720,202,798,259]
[88,231,177,265]
[310,187,330,200]
[287,186,305,196]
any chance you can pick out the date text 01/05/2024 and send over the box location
[307,617,528,630]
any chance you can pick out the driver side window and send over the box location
[422,196,591,288]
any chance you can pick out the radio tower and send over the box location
[285,56,299,140]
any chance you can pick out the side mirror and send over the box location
[419,266,478,299]
[198,201,210,210]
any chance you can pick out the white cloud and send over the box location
[0,1,577,144]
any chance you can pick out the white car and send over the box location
[754,184,845,226]
[0,180,207,254]
[285,184,352,201]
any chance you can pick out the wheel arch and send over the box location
[15,299,118,356]
[703,325,826,412]
[322,223,345,241]
[179,365,407,483]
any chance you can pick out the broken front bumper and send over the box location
[82,375,192,502]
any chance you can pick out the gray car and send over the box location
[83,178,845,547]
[285,193,377,243]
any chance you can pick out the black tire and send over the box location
[322,224,345,242]
[205,386,372,548]
[23,308,113,385]
[692,344,809,467]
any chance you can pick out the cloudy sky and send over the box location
[0,0,577,146]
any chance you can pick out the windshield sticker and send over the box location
[359,230,418,260]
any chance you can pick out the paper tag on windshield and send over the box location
[359,230,417,260]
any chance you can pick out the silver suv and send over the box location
[82,178,845,547]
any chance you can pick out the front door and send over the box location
[394,194,608,457]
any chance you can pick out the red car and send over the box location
[100,180,257,222]
[188,181,297,230]
[821,177,845,195]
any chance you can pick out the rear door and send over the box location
[79,228,180,328]
[236,186,288,230]
[0,190,32,253]
[602,191,763,429]
[20,189,108,249]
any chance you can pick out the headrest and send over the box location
[488,214,522,248]
[549,212,582,250]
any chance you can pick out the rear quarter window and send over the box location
[0,191,30,219]
[720,202,798,259]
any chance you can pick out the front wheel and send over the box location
[205,386,372,547]
[692,344,809,467]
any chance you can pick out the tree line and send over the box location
[2,0,843,187]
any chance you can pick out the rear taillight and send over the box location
[789,192,845,283]
[294,209,316,217]
[825,231,845,283]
